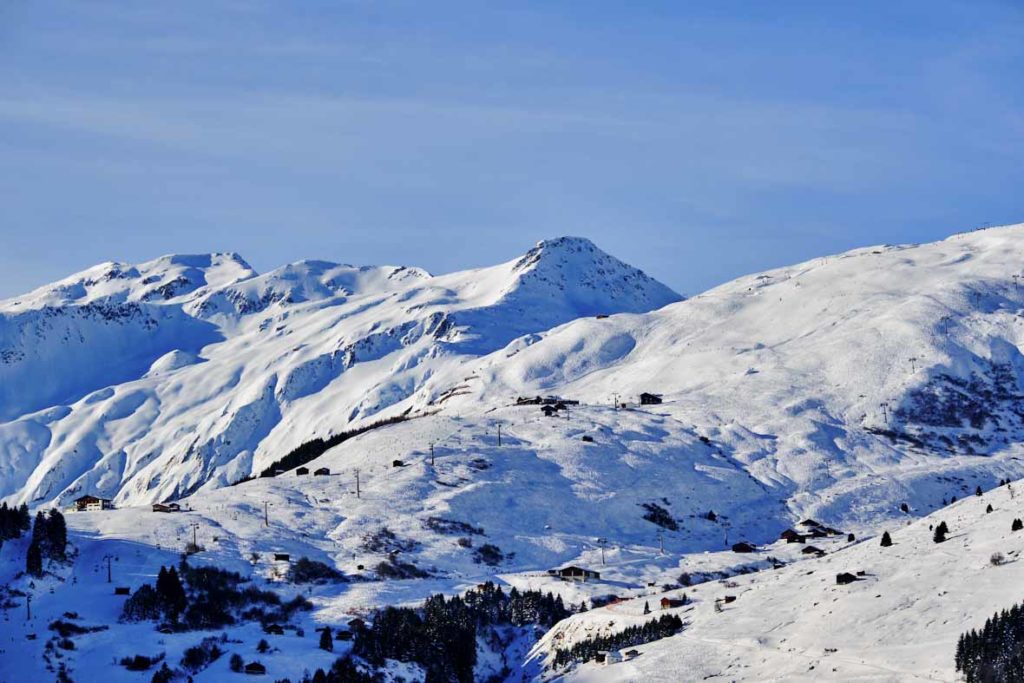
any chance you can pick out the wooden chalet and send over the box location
[296,467,309,476]
[836,572,858,585]
[314,467,330,476]
[802,545,825,556]
[639,392,663,405]
[779,529,805,543]
[244,661,267,675]
[660,597,687,609]
[731,541,756,553]
[517,395,580,406]
[73,495,113,512]
[151,502,181,513]
[548,565,601,582]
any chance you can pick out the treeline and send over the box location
[353,582,571,683]
[552,613,684,669]
[289,656,376,683]
[956,602,1024,682]
[256,413,411,478]
[122,562,312,631]
[0,502,30,548]
[27,509,67,576]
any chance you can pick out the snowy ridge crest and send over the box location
[0,238,678,506]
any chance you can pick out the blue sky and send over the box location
[1,1,1023,297]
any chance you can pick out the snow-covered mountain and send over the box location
[442,225,1024,530]
[7,224,1024,682]
[0,237,680,506]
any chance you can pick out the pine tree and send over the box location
[46,510,67,561]
[880,531,893,547]
[155,565,187,620]
[1013,519,1023,532]
[987,504,994,514]
[55,662,73,683]
[643,601,650,615]
[31,511,48,557]
[934,522,948,543]
[319,627,334,652]
[26,541,43,576]
[150,663,174,683]
[976,486,983,497]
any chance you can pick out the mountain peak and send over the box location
[512,236,600,272]
[505,235,681,316]
[1,252,257,310]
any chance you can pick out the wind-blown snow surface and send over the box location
[0,237,679,506]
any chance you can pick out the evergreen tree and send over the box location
[880,531,893,547]
[976,486,983,497]
[956,601,1024,681]
[121,584,162,622]
[934,521,948,543]
[319,627,334,652]
[1013,518,1023,532]
[986,504,994,514]
[46,510,67,561]
[26,541,43,576]
[156,566,187,620]
[31,511,48,557]
[643,601,650,615]
[55,662,73,683]
[150,663,174,683]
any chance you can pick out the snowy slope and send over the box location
[437,225,1024,531]
[0,238,680,506]
[6,224,1024,682]
[535,480,1024,682]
